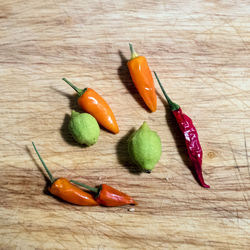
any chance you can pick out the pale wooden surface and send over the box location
[0,0,250,249]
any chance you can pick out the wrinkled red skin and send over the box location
[173,108,210,188]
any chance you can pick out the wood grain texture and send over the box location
[0,0,250,249]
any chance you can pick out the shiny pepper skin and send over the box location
[96,184,137,207]
[32,142,98,206]
[77,88,119,134]
[49,178,98,206]
[63,78,119,134]
[127,44,157,112]
[70,180,138,207]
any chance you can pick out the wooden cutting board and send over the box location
[0,0,249,249]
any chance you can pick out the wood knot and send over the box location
[207,151,216,159]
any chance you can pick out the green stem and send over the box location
[32,142,54,183]
[62,78,87,96]
[70,180,98,193]
[153,72,180,111]
[129,43,138,60]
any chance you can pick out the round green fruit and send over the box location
[69,110,100,146]
[128,122,162,172]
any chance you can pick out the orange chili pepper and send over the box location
[70,180,137,207]
[32,142,98,206]
[62,78,119,134]
[127,43,157,112]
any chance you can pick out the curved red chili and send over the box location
[154,72,210,188]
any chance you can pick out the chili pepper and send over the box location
[32,142,98,205]
[127,43,157,112]
[70,180,137,207]
[62,78,119,134]
[154,72,210,188]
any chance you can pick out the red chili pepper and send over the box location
[154,72,210,188]
[32,142,98,205]
[70,180,137,207]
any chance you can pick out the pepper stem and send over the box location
[70,180,98,193]
[153,72,180,111]
[129,43,138,60]
[32,142,55,183]
[62,78,87,97]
